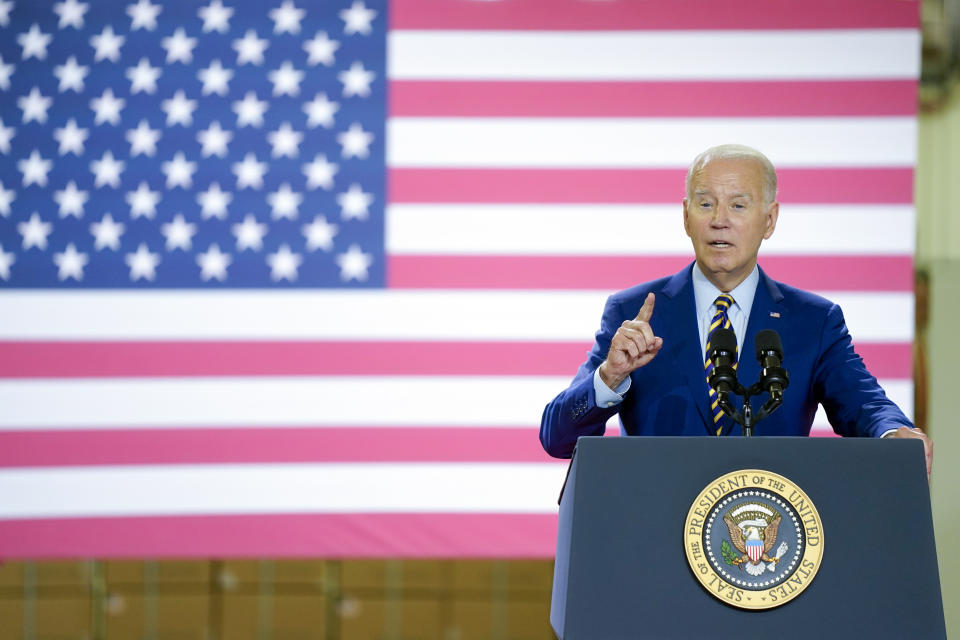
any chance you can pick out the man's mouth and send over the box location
[709,241,732,248]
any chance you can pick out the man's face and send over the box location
[683,156,779,292]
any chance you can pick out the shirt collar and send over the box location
[691,262,760,318]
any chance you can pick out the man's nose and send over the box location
[710,206,730,227]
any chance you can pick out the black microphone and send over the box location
[708,328,738,396]
[755,329,789,399]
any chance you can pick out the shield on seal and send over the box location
[746,538,763,563]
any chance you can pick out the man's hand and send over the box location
[884,426,933,477]
[598,292,663,390]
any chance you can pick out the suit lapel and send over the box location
[740,267,787,400]
[660,266,716,433]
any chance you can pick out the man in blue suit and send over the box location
[539,144,932,472]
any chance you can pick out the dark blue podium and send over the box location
[550,437,945,639]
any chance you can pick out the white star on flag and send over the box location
[54,181,89,218]
[267,122,302,158]
[53,57,89,92]
[302,215,338,251]
[267,183,302,220]
[233,92,268,128]
[266,243,302,281]
[198,60,233,96]
[197,243,232,281]
[233,153,267,189]
[126,120,161,157]
[0,119,14,153]
[197,121,233,158]
[162,27,197,64]
[90,26,124,62]
[91,151,125,188]
[303,93,339,129]
[127,0,162,32]
[160,214,197,251]
[198,0,233,34]
[125,243,161,281]
[269,1,305,35]
[0,244,14,280]
[233,30,268,66]
[335,243,373,281]
[53,243,89,281]
[303,154,338,190]
[18,150,53,187]
[0,56,14,90]
[162,90,198,127]
[0,181,14,216]
[197,182,232,219]
[18,213,53,250]
[340,1,377,36]
[304,31,339,66]
[18,24,52,60]
[339,61,375,98]
[162,152,197,189]
[337,122,374,159]
[232,214,268,251]
[337,183,373,220]
[90,213,125,251]
[18,88,53,124]
[90,89,125,126]
[0,0,12,27]
[54,119,88,156]
[53,0,89,29]
[127,57,161,94]
[268,61,304,97]
[126,182,160,219]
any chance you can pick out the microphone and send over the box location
[755,329,789,399]
[707,328,738,396]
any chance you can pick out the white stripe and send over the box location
[386,204,915,255]
[0,462,567,518]
[0,376,912,430]
[388,30,920,80]
[387,117,916,168]
[0,375,571,429]
[0,291,913,341]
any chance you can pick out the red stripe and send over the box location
[0,340,591,377]
[0,427,558,467]
[0,337,909,378]
[388,255,914,292]
[391,81,917,117]
[390,0,919,30]
[388,168,915,204]
[0,513,558,558]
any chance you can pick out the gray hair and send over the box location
[685,144,778,205]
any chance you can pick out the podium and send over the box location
[550,436,946,639]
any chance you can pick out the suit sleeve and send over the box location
[539,294,627,458]
[814,303,913,438]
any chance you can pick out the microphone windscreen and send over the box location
[711,327,737,355]
[754,329,783,361]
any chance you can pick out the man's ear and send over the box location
[682,199,691,237]
[763,201,779,240]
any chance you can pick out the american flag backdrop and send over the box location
[0,0,918,557]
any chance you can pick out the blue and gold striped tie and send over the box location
[704,294,737,435]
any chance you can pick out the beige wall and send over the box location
[917,83,960,636]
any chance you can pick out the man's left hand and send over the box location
[884,426,933,478]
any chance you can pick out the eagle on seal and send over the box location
[723,511,783,575]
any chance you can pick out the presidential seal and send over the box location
[683,469,823,610]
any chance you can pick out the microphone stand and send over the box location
[711,373,788,437]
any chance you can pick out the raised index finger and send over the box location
[635,292,655,322]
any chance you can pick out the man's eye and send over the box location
[700,202,712,209]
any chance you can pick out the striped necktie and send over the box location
[704,294,737,435]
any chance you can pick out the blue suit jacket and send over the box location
[540,264,912,458]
